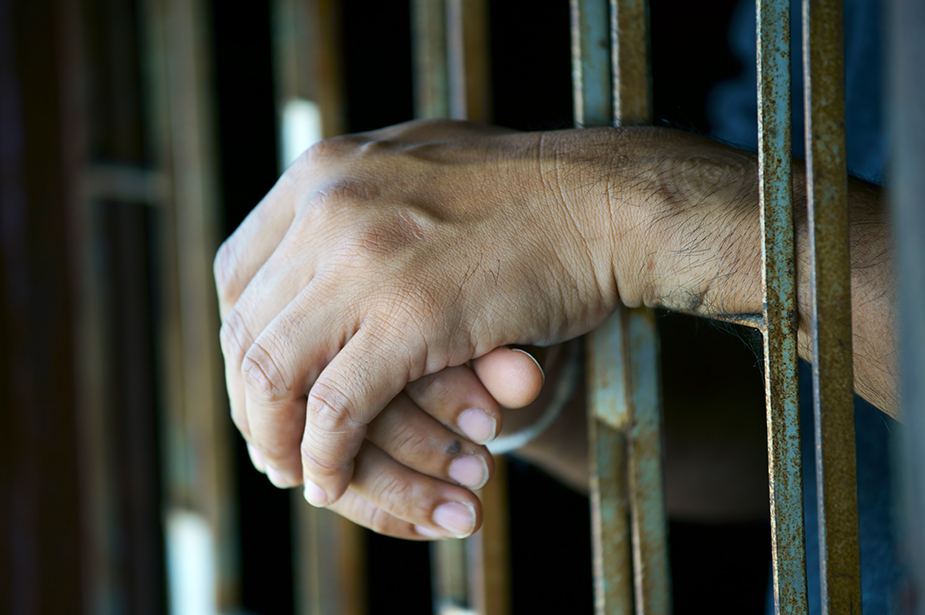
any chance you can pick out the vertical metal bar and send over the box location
[587,316,634,615]
[610,0,651,124]
[578,0,668,612]
[446,0,491,123]
[625,309,669,615]
[573,1,633,611]
[571,0,613,128]
[142,0,242,609]
[416,3,509,613]
[889,0,925,611]
[467,458,511,615]
[802,0,862,612]
[757,1,809,613]
[610,1,669,613]
[412,0,450,119]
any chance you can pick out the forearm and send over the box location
[557,126,897,417]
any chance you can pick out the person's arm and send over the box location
[214,120,896,512]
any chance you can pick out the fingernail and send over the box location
[247,444,267,473]
[266,466,296,489]
[414,525,444,540]
[303,479,328,507]
[433,502,476,538]
[458,409,496,445]
[449,455,488,490]
[512,348,546,384]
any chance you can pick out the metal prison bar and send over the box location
[282,1,920,613]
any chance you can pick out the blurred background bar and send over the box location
[889,0,925,612]
[756,0,807,612]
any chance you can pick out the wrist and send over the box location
[598,127,765,318]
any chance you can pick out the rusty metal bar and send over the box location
[587,316,633,615]
[757,0,808,613]
[889,0,925,610]
[802,0,862,612]
[573,1,632,611]
[610,0,670,613]
[578,0,669,612]
[610,0,651,124]
[624,308,669,615]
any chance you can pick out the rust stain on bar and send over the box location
[802,0,862,612]
[758,0,808,613]
[587,408,634,615]
[610,0,651,124]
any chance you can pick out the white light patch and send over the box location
[166,510,217,615]
[281,98,323,170]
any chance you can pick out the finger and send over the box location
[218,227,319,450]
[299,323,422,508]
[247,443,267,474]
[242,284,357,488]
[366,392,494,490]
[471,346,546,409]
[346,441,482,539]
[325,489,436,540]
[404,365,503,445]
[214,178,299,319]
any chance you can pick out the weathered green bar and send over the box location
[757,0,808,613]
[889,0,925,610]
[587,317,634,615]
[802,0,862,612]
[625,308,670,615]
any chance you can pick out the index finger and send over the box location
[299,323,427,507]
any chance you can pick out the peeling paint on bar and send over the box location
[757,0,808,613]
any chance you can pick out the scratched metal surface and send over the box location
[757,0,809,613]
[802,0,862,612]
[889,0,925,610]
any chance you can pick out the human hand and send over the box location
[215,120,626,508]
[245,345,546,539]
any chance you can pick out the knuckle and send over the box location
[299,442,348,481]
[375,476,416,514]
[391,423,433,459]
[241,342,292,402]
[219,310,252,362]
[306,380,360,433]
